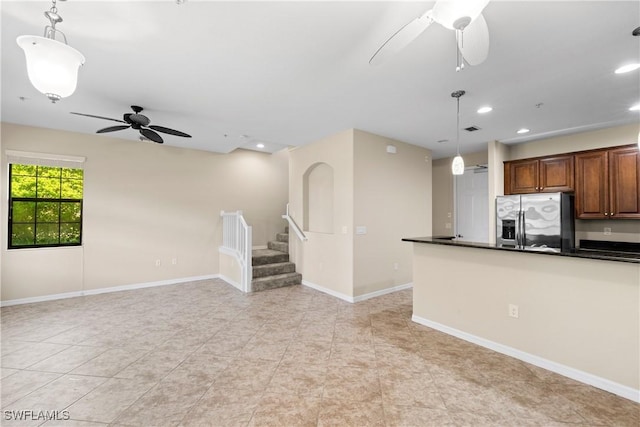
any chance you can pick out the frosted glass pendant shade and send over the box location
[452,154,465,175]
[17,35,85,102]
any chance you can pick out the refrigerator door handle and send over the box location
[521,210,526,249]
[515,210,521,248]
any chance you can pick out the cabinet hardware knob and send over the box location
[610,213,614,216]
[604,212,609,216]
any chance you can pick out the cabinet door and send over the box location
[506,159,538,194]
[539,155,574,192]
[609,146,640,218]
[575,150,608,219]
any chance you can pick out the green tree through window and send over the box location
[9,164,83,248]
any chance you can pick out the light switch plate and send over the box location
[355,226,367,235]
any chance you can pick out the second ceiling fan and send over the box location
[71,105,191,144]
[370,0,491,71]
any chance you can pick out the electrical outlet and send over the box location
[445,223,452,229]
[155,259,161,267]
[603,227,612,236]
[508,304,519,318]
[172,258,177,265]
[393,262,399,270]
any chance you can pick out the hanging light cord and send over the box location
[456,95,460,155]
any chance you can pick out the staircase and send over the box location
[251,226,302,292]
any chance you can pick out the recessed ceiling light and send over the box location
[615,63,640,74]
[256,143,265,148]
[477,106,492,114]
[630,104,640,111]
[517,128,530,134]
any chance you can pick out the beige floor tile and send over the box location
[383,404,456,427]
[27,346,108,374]
[378,367,445,409]
[42,420,108,426]
[266,361,327,397]
[328,341,377,368]
[113,374,211,426]
[213,358,280,391]
[1,370,62,408]
[317,398,385,427]
[5,375,107,415]
[70,348,148,377]
[2,367,20,379]
[65,377,156,423]
[281,340,332,365]
[1,340,31,357]
[114,350,190,382]
[323,365,382,403]
[2,343,70,369]
[1,282,638,427]
[248,393,321,427]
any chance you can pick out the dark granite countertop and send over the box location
[402,236,640,264]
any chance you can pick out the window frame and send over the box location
[8,163,84,249]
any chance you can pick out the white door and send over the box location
[455,167,489,243]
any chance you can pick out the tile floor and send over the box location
[1,279,638,427]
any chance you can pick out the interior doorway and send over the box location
[455,166,489,243]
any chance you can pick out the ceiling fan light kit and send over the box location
[16,0,85,103]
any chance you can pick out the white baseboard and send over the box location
[353,283,413,302]
[302,280,413,304]
[1,274,220,307]
[302,280,354,303]
[412,314,640,403]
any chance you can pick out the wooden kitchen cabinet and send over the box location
[504,155,574,195]
[575,145,640,219]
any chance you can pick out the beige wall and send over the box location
[289,129,432,299]
[508,123,638,160]
[353,130,431,296]
[412,243,640,395]
[288,129,355,298]
[1,123,288,302]
[432,151,488,236]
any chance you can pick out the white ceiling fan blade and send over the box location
[458,12,489,66]
[432,0,491,30]
[369,10,434,66]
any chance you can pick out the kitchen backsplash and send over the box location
[575,219,640,245]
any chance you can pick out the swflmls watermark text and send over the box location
[4,410,70,421]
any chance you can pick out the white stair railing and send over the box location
[282,204,307,242]
[220,210,252,292]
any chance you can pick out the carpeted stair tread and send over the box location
[276,233,289,243]
[252,249,289,265]
[268,241,288,252]
[252,272,302,292]
[253,261,296,278]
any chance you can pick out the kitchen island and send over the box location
[404,237,640,402]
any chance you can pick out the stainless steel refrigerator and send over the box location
[496,192,575,252]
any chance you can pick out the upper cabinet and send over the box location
[575,145,640,219]
[505,155,574,195]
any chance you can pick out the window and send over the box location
[8,163,84,249]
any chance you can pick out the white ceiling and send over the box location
[2,1,639,158]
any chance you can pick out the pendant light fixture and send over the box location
[16,0,85,103]
[451,90,466,175]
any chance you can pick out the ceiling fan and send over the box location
[370,0,491,71]
[70,105,191,144]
